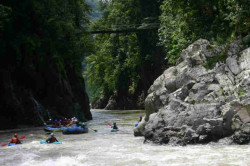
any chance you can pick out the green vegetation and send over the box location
[85,0,166,105]
[159,0,250,65]
[204,45,229,69]
[238,90,245,96]
[0,0,92,83]
[220,88,225,95]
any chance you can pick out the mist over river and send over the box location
[0,109,250,166]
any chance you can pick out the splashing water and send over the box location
[0,109,250,166]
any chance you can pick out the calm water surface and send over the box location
[0,109,249,166]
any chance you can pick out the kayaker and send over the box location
[9,133,21,144]
[46,133,58,143]
[112,122,118,129]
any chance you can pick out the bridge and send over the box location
[87,23,160,34]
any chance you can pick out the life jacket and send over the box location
[10,137,20,143]
[48,137,56,143]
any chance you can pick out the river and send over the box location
[0,109,250,166]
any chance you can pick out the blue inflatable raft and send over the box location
[44,126,63,132]
[40,140,62,144]
[62,126,88,134]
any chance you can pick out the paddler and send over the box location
[46,133,59,143]
[56,120,61,127]
[138,115,142,122]
[9,133,21,144]
[112,122,118,130]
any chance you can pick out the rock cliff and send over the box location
[0,61,92,130]
[134,39,250,145]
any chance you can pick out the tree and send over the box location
[85,0,166,109]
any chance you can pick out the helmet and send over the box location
[14,133,18,137]
[140,115,142,118]
[113,122,116,125]
[50,133,54,136]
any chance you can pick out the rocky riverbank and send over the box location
[91,92,145,110]
[134,39,250,145]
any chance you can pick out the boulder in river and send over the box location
[134,39,250,145]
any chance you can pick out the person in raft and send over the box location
[56,120,61,127]
[112,122,118,129]
[46,133,59,143]
[9,133,21,144]
[80,122,87,128]
[138,115,142,122]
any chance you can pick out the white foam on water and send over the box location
[21,155,89,166]
[1,109,250,166]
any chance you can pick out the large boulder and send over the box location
[134,39,250,145]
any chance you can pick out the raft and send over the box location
[8,143,22,146]
[44,126,63,132]
[111,129,119,132]
[40,140,62,144]
[62,126,88,134]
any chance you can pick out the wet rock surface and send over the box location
[134,39,250,145]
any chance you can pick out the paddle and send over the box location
[89,127,97,132]
[1,136,26,147]
[1,144,7,147]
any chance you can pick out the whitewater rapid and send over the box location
[0,109,250,166]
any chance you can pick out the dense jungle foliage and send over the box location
[0,0,92,84]
[85,0,249,108]
[0,0,93,126]
[159,0,250,64]
[85,0,166,108]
